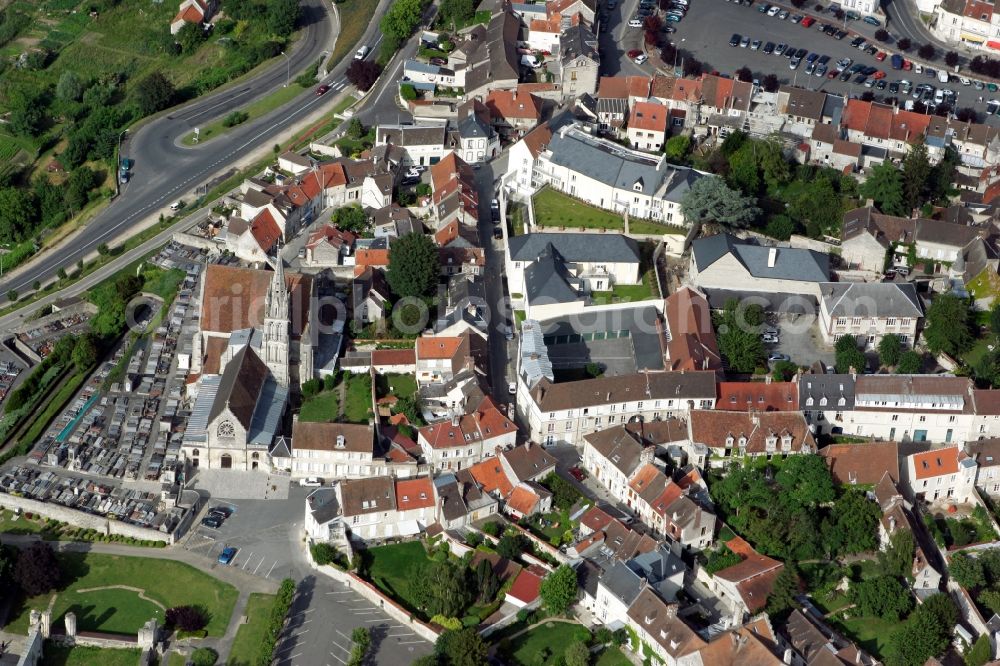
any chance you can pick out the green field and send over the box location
[508,621,593,665]
[360,541,431,612]
[628,219,687,235]
[7,553,238,637]
[40,643,141,666]
[594,647,633,666]
[375,373,418,400]
[299,390,339,422]
[227,593,277,666]
[343,373,374,423]
[532,188,625,232]
[827,613,894,660]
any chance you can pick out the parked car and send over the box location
[633,53,648,64]
[761,333,780,343]
[493,227,503,240]
[875,50,887,61]
[508,381,517,395]
[218,547,238,565]
[769,353,791,362]
[751,39,762,50]
[790,13,802,22]
[299,476,323,487]
[730,33,742,47]
[628,17,643,27]
[835,30,849,39]
[763,41,775,54]
[800,16,815,26]
[740,35,751,47]
[429,57,447,66]
[775,43,787,55]
[211,506,233,518]
[201,516,222,529]
[778,9,789,19]
[569,467,586,482]
[400,176,420,187]
[863,15,881,25]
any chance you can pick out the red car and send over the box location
[627,49,643,58]
[827,69,840,79]
[316,84,331,96]
[875,51,887,61]
[872,69,886,79]
[569,467,586,482]
[801,16,815,27]
[903,59,913,70]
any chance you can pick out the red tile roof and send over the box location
[716,381,798,412]
[469,458,515,497]
[911,447,960,480]
[520,122,553,158]
[371,349,416,367]
[395,477,436,509]
[629,101,668,133]
[249,209,282,253]
[173,3,204,24]
[507,569,543,604]
[484,89,542,122]
[820,441,899,485]
[416,336,464,360]
[200,264,311,336]
[506,485,542,515]
[306,224,356,251]
[665,287,721,372]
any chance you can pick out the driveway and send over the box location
[768,313,836,368]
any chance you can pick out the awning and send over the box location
[396,519,421,536]
[961,33,986,43]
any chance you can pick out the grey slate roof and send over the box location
[539,305,666,372]
[584,426,644,476]
[599,561,646,606]
[692,233,830,283]
[523,244,582,303]
[560,22,599,61]
[820,282,923,319]
[542,126,705,199]
[508,232,640,263]
[376,124,447,148]
[799,373,856,411]
[307,487,341,525]
[457,112,492,139]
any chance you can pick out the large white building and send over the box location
[522,371,717,446]
[817,282,923,347]
[505,120,706,225]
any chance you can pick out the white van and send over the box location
[937,69,949,83]
[520,54,540,68]
[355,45,370,60]
[169,201,181,211]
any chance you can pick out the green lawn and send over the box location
[828,613,894,660]
[532,188,625,232]
[360,541,431,613]
[343,373,374,423]
[628,219,687,236]
[299,390,340,422]
[376,373,418,400]
[227,593,277,666]
[590,272,657,305]
[964,338,993,369]
[40,643,141,666]
[594,647,633,666]
[0,509,51,535]
[968,268,1000,300]
[508,621,593,665]
[523,509,578,545]
[7,553,238,637]
[182,84,307,145]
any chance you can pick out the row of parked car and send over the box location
[200,504,232,529]
[628,0,686,27]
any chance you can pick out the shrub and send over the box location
[431,614,463,630]
[222,110,249,127]
[482,521,502,537]
[310,542,339,566]
[166,606,207,632]
[190,647,217,666]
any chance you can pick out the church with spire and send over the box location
[182,258,316,471]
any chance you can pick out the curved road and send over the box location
[0,0,390,300]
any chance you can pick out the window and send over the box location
[919,415,926,423]
[886,318,897,326]
[547,424,555,433]
[891,414,898,422]
[566,421,573,431]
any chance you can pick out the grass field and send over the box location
[375,373,418,400]
[360,541,431,614]
[827,613,893,660]
[628,219,687,236]
[227,593,277,666]
[594,647,632,666]
[7,553,238,637]
[343,373,373,423]
[299,390,340,422]
[508,621,592,665]
[40,643,142,666]
[532,188,625,232]
[590,274,657,305]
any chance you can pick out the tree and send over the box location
[776,455,835,507]
[765,215,795,241]
[918,43,936,60]
[434,628,488,666]
[945,51,960,67]
[765,563,799,621]
[410,561,472,617]
[7,88,46,137]
[955,107,978,123]
[176,21,207,52]
[771,360,798,382]
[565,641,590,666]
[835,335,866,374]
[874,28,889,42]
[266,0,301,36]
[902,143,931,207]
[897,37,912,51]
[680,176,760,229]
[727,143,761,195]
[849,576,913,620]
[72,333,99,371]
[715,299,765,373]
[56,70,85,102]
[496,532,530,560]
[166,606,207,632]
[787,177,843,237]
[965,634,992,666]
[924,294,974,357]
[761,73,780,92]
[878,334,903,367]
[886,593,956,666]
[735,66,753,82]
[14,542,60,596]
[897,350,922,374]
[386,232,439,298]
[950,552,985,589]
[346,117,365,139]
[439,0,474,26]
[828,488,881,554]
[0,187,38,243]
[664,135,691,162]
[704,545,742,574]
[190,648,217,666]
[345,59,382,92]
[332,204,367,232]
[682,56,702,77]
[540,565,579,615]
[859,162,906,216]
[133,72,176,116]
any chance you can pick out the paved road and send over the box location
[0,0,392,303]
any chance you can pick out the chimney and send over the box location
[452,414,460,427]
[767,247,777,268]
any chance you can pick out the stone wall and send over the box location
[0,494,173,545]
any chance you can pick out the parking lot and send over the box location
[184,489,312,582]
[275,576,433,666]
[767,313,836,369]
[615,0,1000,124]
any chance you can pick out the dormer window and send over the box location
[838,397,846,406]
[738,436,747,448]
[782,434,793,450]
[765,435,777,451]
[633,182,643,192]
[725,435,734,446]
[819,396,828,406]
[806,397,814,407]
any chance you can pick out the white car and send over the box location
[405,167,421,178]
[628,18,643,27]
[299,477,323,487]
[169,201,182,211]
[508,381,517,395]
[490,198,500,211]
[633,53,648,65]
[914,63,923,74]
[960,76,971,86]
[355,45,370,60]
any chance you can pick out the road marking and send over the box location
[241,552,254,569]
[252,556,266,575]
[335,629,352,641]
[266,560,278,578]
[329,652,346,664]
[363,618,386,623]
[388,632,415,637]
[398,639,427,645]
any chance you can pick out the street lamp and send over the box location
[280,51,290,87]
